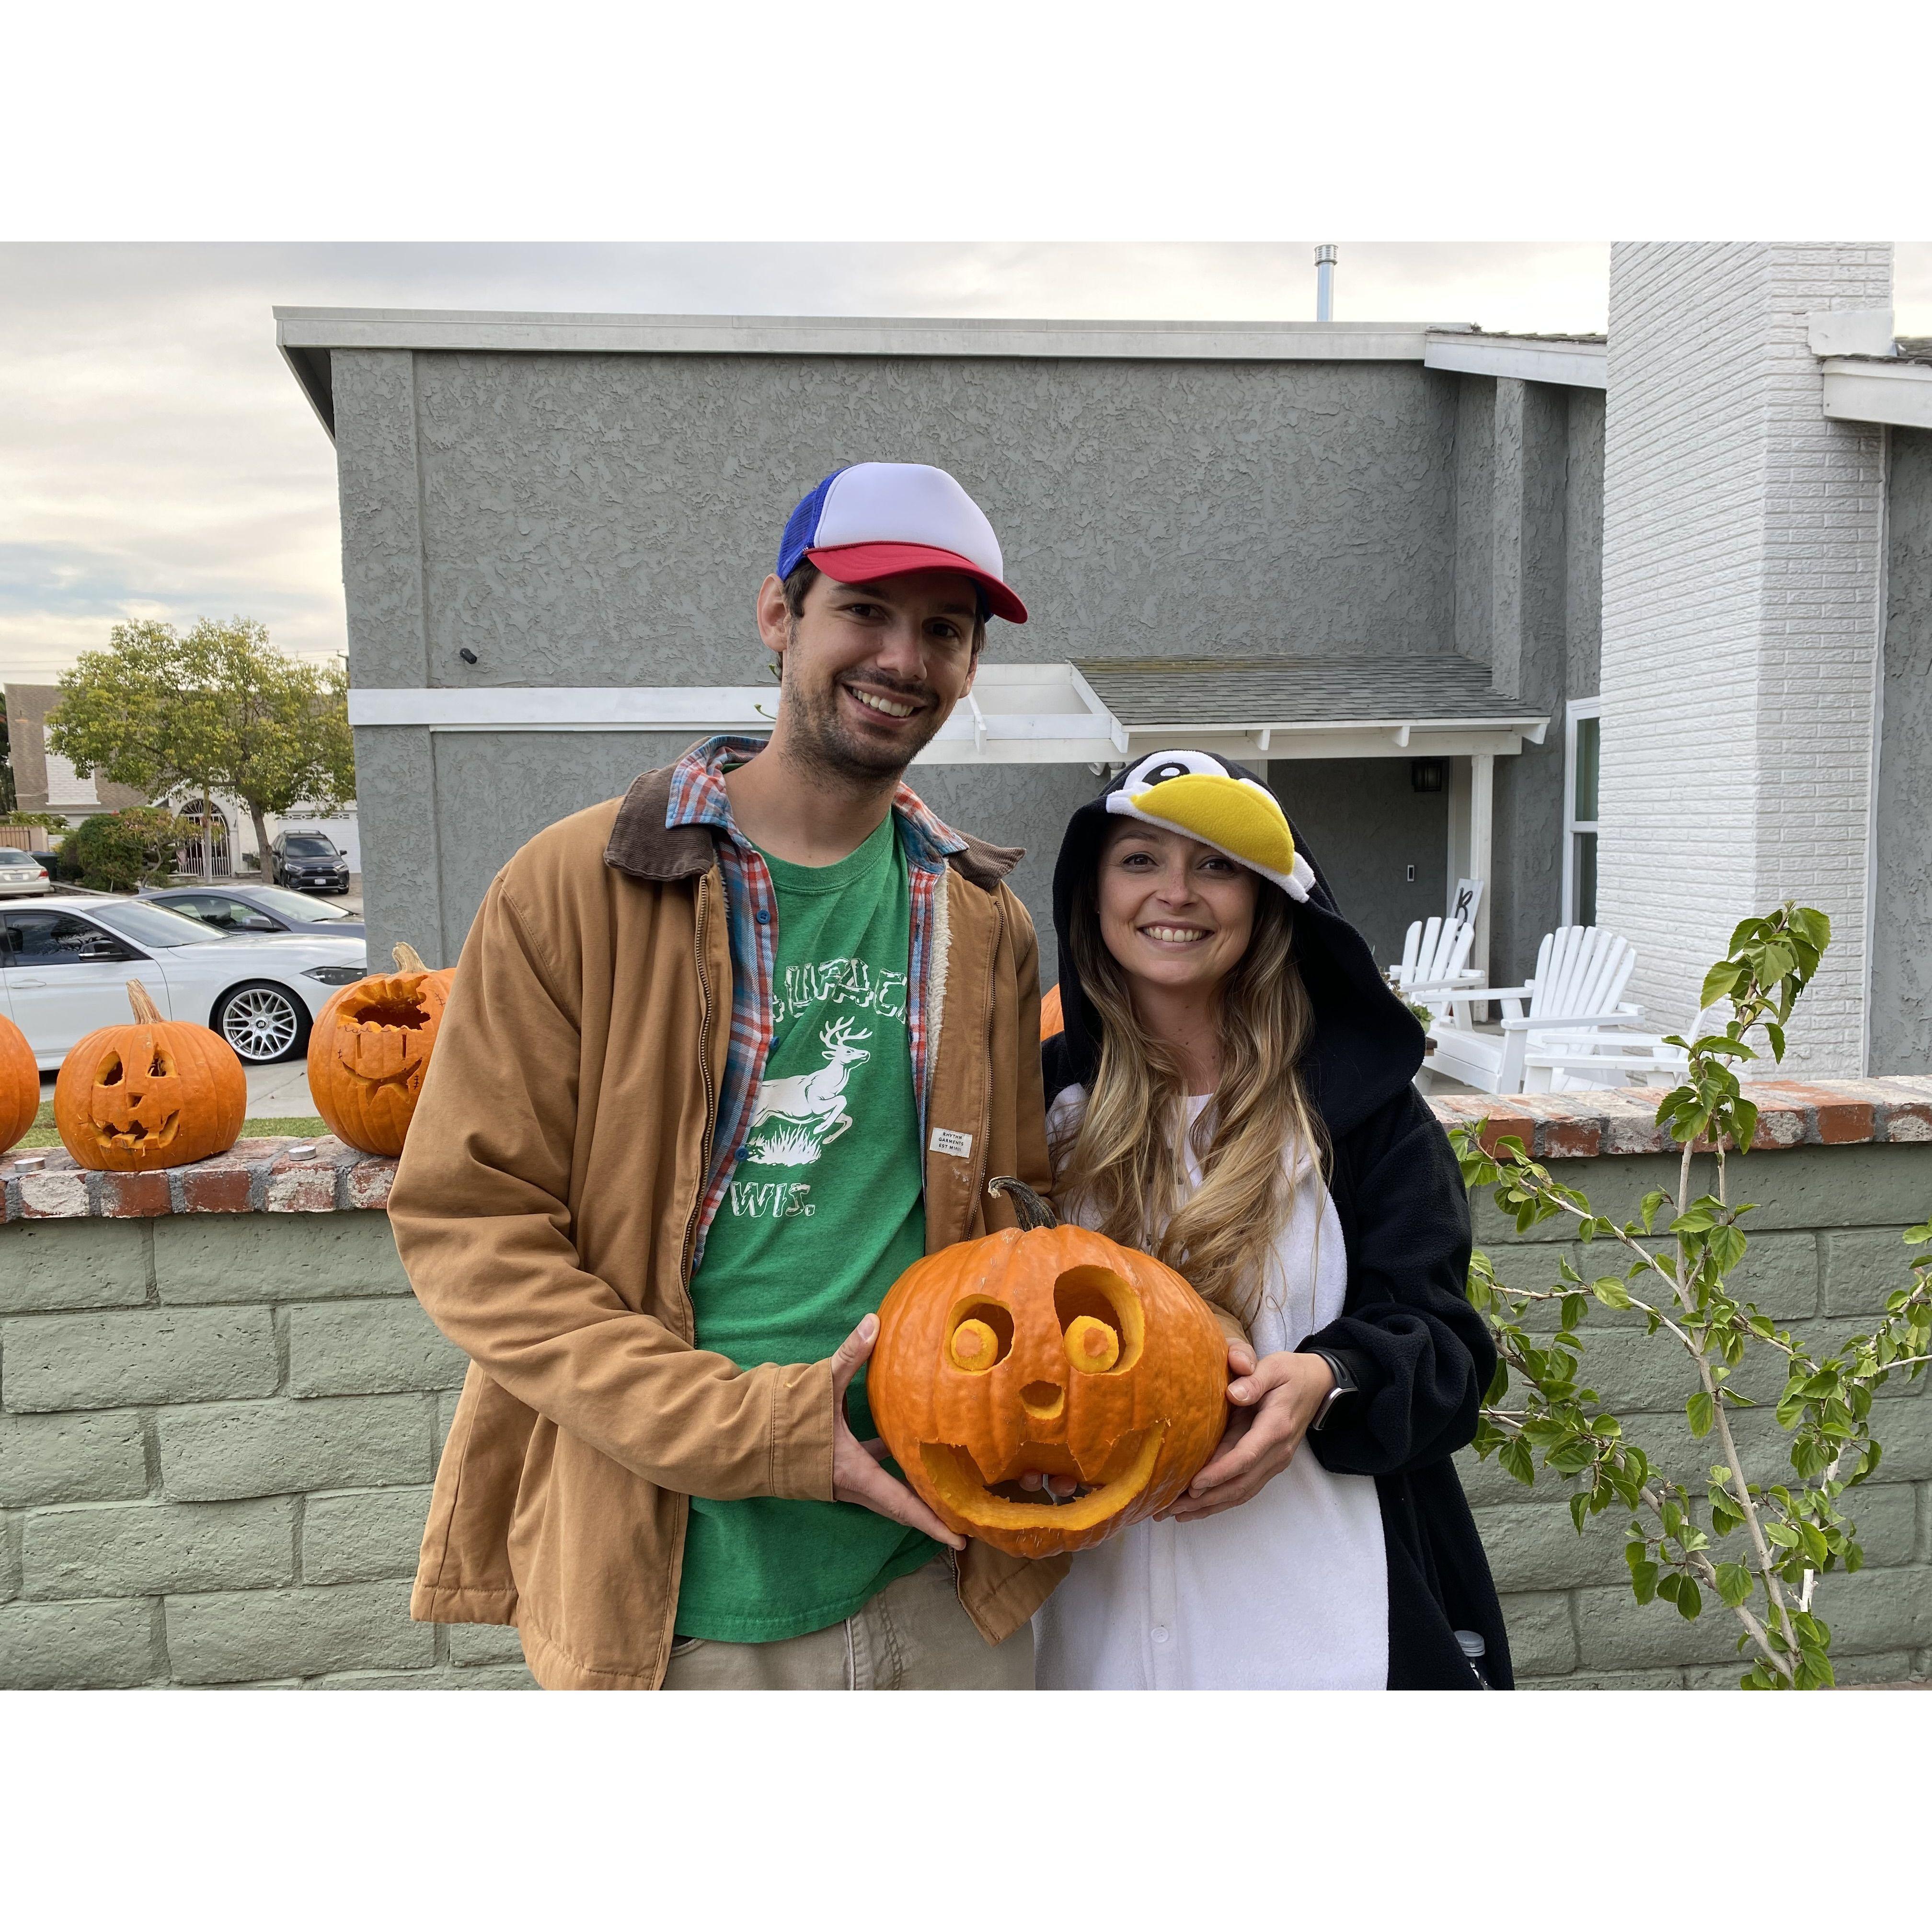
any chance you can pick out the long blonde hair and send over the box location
[1053,861,1326,1328]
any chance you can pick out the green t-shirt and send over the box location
[674,813,936,1642]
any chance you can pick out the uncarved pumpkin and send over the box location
[55,980,247,1171]
[1040,983,1065,1040]
[306,941,455,1157]
[0,1011,39,1153]
[868,1177,1229,1558]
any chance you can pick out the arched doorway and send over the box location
[178,801,233,878]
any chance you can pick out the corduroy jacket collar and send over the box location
[602,738,1022,892]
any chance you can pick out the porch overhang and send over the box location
[345,656,1549,767]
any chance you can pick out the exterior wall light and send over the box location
[1410,759,1445,794]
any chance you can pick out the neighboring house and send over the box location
[2,682,360,876]
[4,683,149,820]
[280,240,1931,1077]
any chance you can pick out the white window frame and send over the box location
[1563,698,1602,927]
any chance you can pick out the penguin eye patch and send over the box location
[1122,748,1228,791]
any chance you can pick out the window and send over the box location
[1,909,135,965]
[282,837,337,857]
[1564,699,1601,927]
[82,899,214,950]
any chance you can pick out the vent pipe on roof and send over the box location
[1314,244,1337,322]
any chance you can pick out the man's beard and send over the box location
[781,667,948,786]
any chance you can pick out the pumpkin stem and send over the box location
[392,942,427,973]
[126,980,164,1025]
[986,1175,1058,1230]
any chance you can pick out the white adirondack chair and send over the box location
[1523,1033,1689,1093]
[1390,916,1484,1027]
[1428,926,1647,1096]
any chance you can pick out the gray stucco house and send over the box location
[280,241,1932,1075]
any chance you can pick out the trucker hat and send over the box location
[776,462,1028,624]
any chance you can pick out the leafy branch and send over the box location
[1453,905,1932,1688]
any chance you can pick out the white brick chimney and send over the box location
[1598,242,1893,1075]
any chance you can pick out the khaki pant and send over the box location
[661,1557,1034,1690]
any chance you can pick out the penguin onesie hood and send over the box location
[1044,750,1512,1690]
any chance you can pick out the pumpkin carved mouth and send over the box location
[94,1111,182,1152]
[918,1425,1167,1533]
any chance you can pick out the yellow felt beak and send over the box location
[1131,774,1298,880]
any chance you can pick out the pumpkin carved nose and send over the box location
[1021,1380,1066,1420]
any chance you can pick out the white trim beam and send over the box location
[1821,357,1932,431]
[276,307,1468,365]
[345,679,1542,767]
[1423,331,1607,390]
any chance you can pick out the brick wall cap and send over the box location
[1427,1077,1932,1163]
[7,1077,1930,1219]
[2,1136,396,1223]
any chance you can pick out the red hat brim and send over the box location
[805,542,1028,624]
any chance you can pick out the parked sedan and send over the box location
[0,897,366,1068]
[140,882,365,941]
[0,849,52,897]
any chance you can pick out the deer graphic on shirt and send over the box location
[743,1017,872,1167]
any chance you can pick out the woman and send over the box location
[1031,750,1509,1690]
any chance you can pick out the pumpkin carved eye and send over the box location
[1055,1267,1144,1375]
[1064,1315,1120,1373]
[945,1300,1012,1372]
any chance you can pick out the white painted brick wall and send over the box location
[1598,243,1890,1075]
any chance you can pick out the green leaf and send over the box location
[1687,1391,1715,1439]
[1561,1293,1588,1332]
[1629,1561,1659,1605]
[1570,1491,1590,1534]
[1672,1577,1703,1621]
[1499,1437,1535,1486]
[1708,1224,1748,1274]
[1701,960,1745,1008]
[1714,1563,1753,1607]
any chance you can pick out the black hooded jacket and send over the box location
[1042,759,1511,1690]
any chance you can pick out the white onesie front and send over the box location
[1032,1089,1389,1690]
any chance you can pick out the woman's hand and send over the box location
[1157,1342,1335,1523]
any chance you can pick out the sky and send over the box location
[4,240,1930,688]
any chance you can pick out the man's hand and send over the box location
[1156,1341,1334,1524]
[829,1314,966,1551]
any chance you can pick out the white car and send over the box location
[0,848,52,897]
[0,896,367,1069]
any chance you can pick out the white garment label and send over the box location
[929,1128,973,1159]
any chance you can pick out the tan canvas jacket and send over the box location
[390,764,1067,1689]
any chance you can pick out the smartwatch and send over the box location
[1305,1348,1360,1435]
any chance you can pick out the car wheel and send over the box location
[212,981,310,1064]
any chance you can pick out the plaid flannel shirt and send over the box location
[666,735,969,1270]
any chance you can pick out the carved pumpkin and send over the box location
[868,1178,1229,1558]
[54,980,247,1171]
[0,1012,39,1153]
[306,941,455,1157]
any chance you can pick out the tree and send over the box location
[1454,905,1931,1688]
[46,618,355,877]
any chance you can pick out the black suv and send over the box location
[270,832,350,894]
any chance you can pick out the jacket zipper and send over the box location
[676,869,719,1311]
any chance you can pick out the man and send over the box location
[391,461,1058,1689]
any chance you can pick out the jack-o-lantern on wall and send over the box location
[1,1012,39,1154]
[306,942,455,1158]
[868,1178,1229,1559]
[54,981,247,1172]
